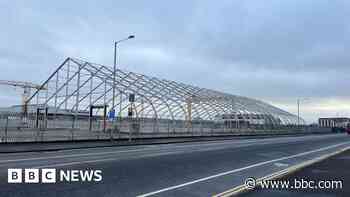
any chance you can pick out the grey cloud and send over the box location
[0,0,349,123]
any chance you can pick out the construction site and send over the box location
[0,57,308,142]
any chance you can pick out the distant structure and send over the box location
[318,117,350,128]
[0,80,45,113]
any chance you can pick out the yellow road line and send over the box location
[213,146,350,197]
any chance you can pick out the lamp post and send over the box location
[297,99,300,126]
[297,98,308,126]
[112,35,135,118]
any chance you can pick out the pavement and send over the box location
[0,133,348,197]
[241,146,350,197]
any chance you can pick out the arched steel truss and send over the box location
[27,57,305,125]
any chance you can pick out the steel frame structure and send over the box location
[26,57,304,126]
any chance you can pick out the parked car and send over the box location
[332,127,345,133]
[346,124,350,134]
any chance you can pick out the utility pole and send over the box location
[297,98,309,127]
[112,35,135,119]
[297,99,300,126]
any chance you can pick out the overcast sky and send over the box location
[0,0,349,123]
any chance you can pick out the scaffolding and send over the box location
[24,57,304,134]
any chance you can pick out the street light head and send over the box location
[128,35,135,39]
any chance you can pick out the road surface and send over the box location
[241,148,350,197]
[0,133,348,197]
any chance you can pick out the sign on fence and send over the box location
[108,109,115,120]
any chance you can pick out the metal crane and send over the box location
[0,80,45,113]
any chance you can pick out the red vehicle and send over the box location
[345,123,350,134]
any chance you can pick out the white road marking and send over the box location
[29,139,318,169]
[31,150,185,168]
[274,162,289,167]
[0,148,151,163]
[0,137,291,164]
[0,141,266,168]
[0,134,343,165]
[136,141,350,197]
[26,141,299,168]
[213,146,350,197]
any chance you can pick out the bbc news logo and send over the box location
[8,168,102,183]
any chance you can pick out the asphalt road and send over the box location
[241,149,350,197]
[0,133,348,197]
